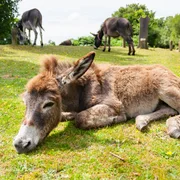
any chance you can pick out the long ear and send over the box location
[59,51,95,85]
[90,32,97,36]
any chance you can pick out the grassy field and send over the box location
[0,45,180,180]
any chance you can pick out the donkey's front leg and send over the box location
[27,29,31,45]
[108,36,111,52]
[103,35,107,52]
[61,112,77,121]
[33,29,38,46]
[75,104,127,129]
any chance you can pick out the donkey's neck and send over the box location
[55,61,102,112]
[98,28,104,39]
[61,83,83,112]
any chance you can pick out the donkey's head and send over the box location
[91,29,104,49]
[13,52,95,153]
[16,20,29,45]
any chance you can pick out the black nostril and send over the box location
[14,143,20,148]
[24,141,31,148]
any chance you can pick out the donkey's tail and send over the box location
[39,22,45,31]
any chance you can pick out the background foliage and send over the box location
[0,0,21,44]
[72,36,94,46]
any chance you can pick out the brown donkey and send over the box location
[14,52,180,153]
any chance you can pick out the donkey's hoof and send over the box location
[136,122,147,131]
[136,116,148,131]
[168,129,180,139]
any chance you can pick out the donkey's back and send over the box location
[22,8,43,28]
[103,17,132,37]
[103,65,179,117]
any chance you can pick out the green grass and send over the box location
[0,45,180,179]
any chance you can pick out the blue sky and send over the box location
[18,0,180,45]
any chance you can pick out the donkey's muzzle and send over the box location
[13,138,33,154]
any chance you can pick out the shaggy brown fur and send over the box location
[14,51,180,153]
[27,53,180,136]
[26,72,58,93]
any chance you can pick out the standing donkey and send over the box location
[91,17,135,55]
[17,8,44,46]
[13,51,180,153]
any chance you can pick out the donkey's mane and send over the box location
[41,55,102,85]
[26,55,71,93]
[40,55,72,74]
[26,55,102,93]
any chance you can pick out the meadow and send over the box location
[0,45,180,180]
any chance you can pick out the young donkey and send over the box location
[14,52,180,153]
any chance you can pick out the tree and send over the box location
[154,17,172,48]
[156,15,180,48]
[0,0,21,44]
[170,14,180,46]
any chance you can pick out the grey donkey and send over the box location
[17,8,44,46]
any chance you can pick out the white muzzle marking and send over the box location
[13,124,41,153]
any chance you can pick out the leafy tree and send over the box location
[0,0,21,44]
[170,14,180,46]
[155,17,172,48]
[155,15,180,48]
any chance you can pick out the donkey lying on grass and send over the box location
[14,52,180,153]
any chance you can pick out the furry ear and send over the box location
[57,51,95,86]
[40,55,58,74]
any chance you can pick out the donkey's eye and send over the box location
[43,102,54,109]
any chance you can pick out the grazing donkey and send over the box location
[91,17,135,55]
[17,8,44,46]
[13,52,180,153]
